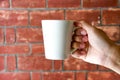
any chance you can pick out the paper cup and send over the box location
[42,20,74,60]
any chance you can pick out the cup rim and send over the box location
[41,20,74,22]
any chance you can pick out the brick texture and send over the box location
[66,10,100,25]
[0,45,29,54]
[7,56,16,71]
[0,72,30,80]
[42,72,74,80]
[48,0,81,8]
[76,72,86,80]
[16,28,43,43]
[32,44,44,54]
[83,0,118,8]
[30,10,64,26]
[54,60,62,70]
[6,28,15,44]
[88,72,120,80]
[0,29,4,44]
[102,9,120,25]
[64,56,97,70]
[0,56,4,71]
[0,10,28,26]
[0,0,9,8]
[0,0,119,80]
[18,56,52,70]
[12,0,45,8]
[31,72,41,80]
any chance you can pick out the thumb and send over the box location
[76,21,95,34]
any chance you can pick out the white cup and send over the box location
[42,20,74,60]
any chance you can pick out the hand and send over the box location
[71,21,120,74]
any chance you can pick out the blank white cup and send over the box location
[42,20,74,60]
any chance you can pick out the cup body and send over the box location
[42,20,74,60]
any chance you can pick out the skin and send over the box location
[71,21,120,74]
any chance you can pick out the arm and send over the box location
[105,46,120,74]
[71,21,120,74]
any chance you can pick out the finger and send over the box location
[82,35,88,42]
[73,35,82,42]
[79,42,86,49]
[71,42,80,49]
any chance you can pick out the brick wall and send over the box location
[0,0,120,80]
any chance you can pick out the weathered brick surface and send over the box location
[12,0,45,8]
[7,56,16,71]
[6,28,15,44]
[88,72,120,80]
[66,10,100,25]
[0,45,29,54]
[42,72,74,80]
[0,0,9,8]
[30,10,64,26]
[18,56,52,70]
[48,0,81,8]
[32,44,44,54]
[0,10,28,26]
[16,28,43,43]
[83,0,118,8]
[64,56,97,70]
[0,56,4,71]
[0,29,4,44]
[31,72,41,80]
[0,72,30,80]
[0,0,119,80]
[102,9,120,25]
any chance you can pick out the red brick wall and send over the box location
[0,0,120,80]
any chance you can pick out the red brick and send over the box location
[66,10,100,25]
[48,0,81,8]
[54,60,62,70]
[102,9,120,25]
[0,10,28,26]
[0,44,29,54]
[6,28,15,44]
[64,56,97,70]
[98,66,111,70]
[32,72,41,80]
[18,56,52,70]
[16,28,43,43]
[97,26,120,41]
[0,29,4,44]
[30,10,64,26]
[0,0,9,8]
[0,72,30,80]
[0,56,4,71]
[88,72,120,80]
[43,72,74,80]
[76,72,86,80]
[32,44,44,54]
[83,0,118,8]
[7,56,16,71]
[12,0,45,8]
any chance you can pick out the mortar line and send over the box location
[80,0,83,8]
[46,0,48,8]
[86,71,88,80]
[15,55,19,72]
[4,56,7,72]
[9,0,12,8]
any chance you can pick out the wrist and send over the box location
[104,45,120,74]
